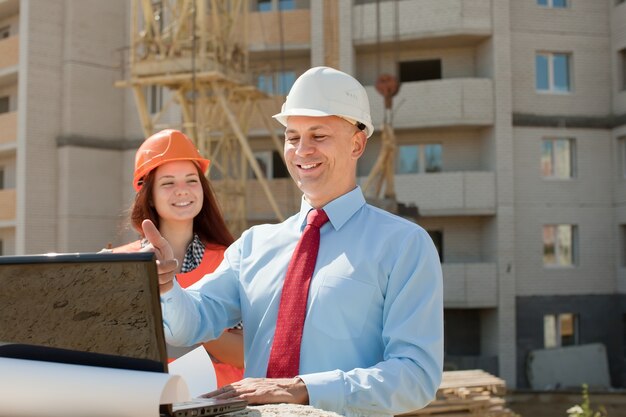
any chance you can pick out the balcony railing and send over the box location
[353,0,491,46]
[0,189,16,221]
[248,9,311,52]
[0,111,17,145]
[0,35,19,70]
[391,171,496,216]
[442,262,497,308]
[245,177,301,220]
[366,78,494,130]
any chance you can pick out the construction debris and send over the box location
[399,370,518,417]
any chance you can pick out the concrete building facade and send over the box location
[0,0,624,389]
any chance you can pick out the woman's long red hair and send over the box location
[130,166,234,247]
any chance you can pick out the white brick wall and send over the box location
[365,79,494,130]
[511,0,611,116]
[352,0,491,45]
[18,0,65,254]
[514,126,615,295]
[356,47,479,85]
[57,146,126,252]
[417,216,488,262]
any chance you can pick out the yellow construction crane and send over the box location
[116,0,285,236]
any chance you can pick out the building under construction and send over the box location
[0,0,625,394]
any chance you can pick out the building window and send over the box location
[398,60,442,83]
[541,138,575,179]
[617,136,626,178]
[257,71,296,96]
[249,151,273,179]
[249,151,289,179]
[396,144,442,174]
[621,225,626,267]
[620,49,626,91]
[0,26,9,39]
[146,85,163,115]
[537,0,568,8]
[0,168,4,190]
[257,0,294,12]
[544,313,578,348]
[0,96,9,114]
[427,230,443,262]
[536,53,571,93]
[543,224,577,266]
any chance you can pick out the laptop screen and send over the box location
[0,252,168,372]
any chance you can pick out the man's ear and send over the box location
[351,130,367,159]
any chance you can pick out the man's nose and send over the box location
[295,137,314,156]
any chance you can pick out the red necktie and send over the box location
[266,208,329,378]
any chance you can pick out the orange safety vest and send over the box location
[112,239,244,388]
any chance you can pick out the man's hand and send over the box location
[202,378,309,405]
[141,219,178,293]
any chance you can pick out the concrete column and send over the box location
[310,0,324,67]
[491,0,517,386]
[337,0,354,74]
[17,0,65,254]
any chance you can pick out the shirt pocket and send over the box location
[308,275,377,340]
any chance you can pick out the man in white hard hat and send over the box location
[145,66,443,417]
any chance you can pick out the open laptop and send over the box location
[0,251,247,417]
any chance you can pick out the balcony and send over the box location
[0,189,16,222]
[0,0,18,21]
[391,171,495,216]
[0,35,19,73]
[353,0,491,48]
[248,9,311,55]
[0,111,17,146]
[366,78,494,130]
[442,262,497,308]
[245,177,301,221]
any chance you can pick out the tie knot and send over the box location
[306,209,329,229]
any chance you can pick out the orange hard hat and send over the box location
[133,129,210,191]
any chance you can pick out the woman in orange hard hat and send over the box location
[112,128,243,387]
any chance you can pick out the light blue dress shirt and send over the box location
[161,187,444,417]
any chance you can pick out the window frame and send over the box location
[0,96,9,114]
[146,85,163,115]
[249,151,273,180]
[542,224,578,267]
[620,136,626,179]
[395,143,442,175]
[619,49,626,91]
[621,224,626,267]
[398,59,442,83]
[544,313,579,348]
[537,0,569,8]
[257,70,296,96]
[256,0,295,12]
[536,52,572,94]
[541,137,576,180]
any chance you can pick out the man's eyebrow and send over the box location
[285,125,328,134]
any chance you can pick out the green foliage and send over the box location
[566,384,607,417]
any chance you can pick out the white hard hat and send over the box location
[272,66,374,138]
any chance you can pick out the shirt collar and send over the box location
[297,186,366,231]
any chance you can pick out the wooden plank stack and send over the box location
[399,370,519,417]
